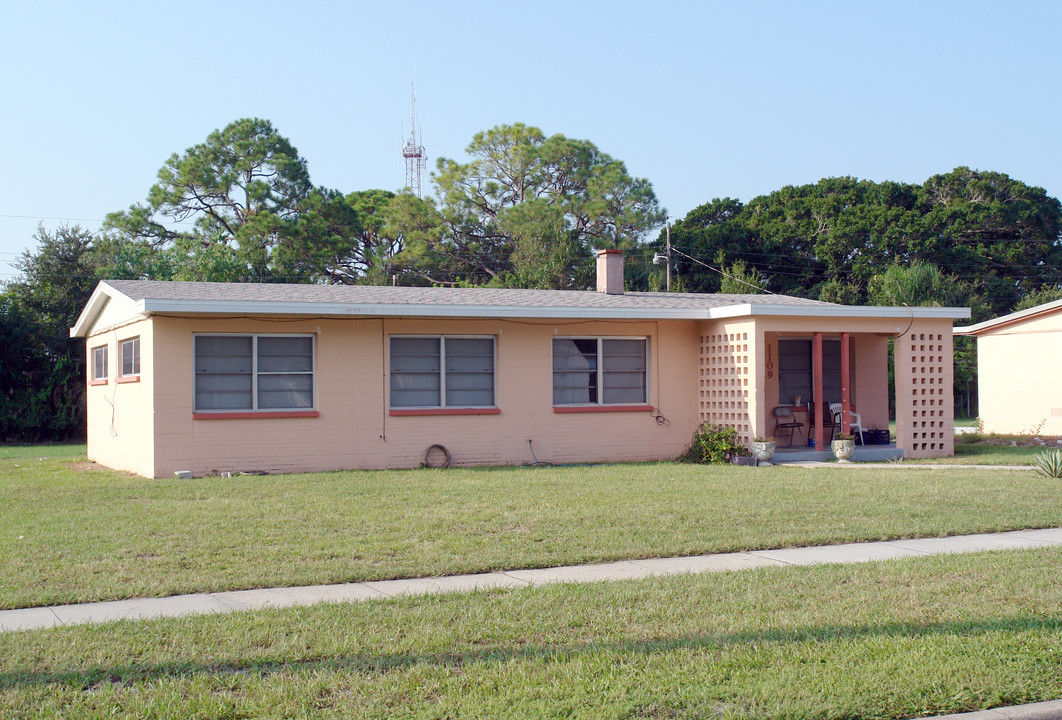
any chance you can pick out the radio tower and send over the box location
[402,82,427,196]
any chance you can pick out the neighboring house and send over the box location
[955,298,1062,435]
[71,251,970,478]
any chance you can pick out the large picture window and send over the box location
[553,337,647,406]
[194,335,314,412]
[389,336,495,409]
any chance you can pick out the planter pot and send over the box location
[730,455,757,466]
[831,438,856,462]
[751,440,775,466]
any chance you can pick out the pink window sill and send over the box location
[193,410,320,420]
[88,379,108,386]
[553,404,653,414]
[389,407,501,417]
[116,375,141,384]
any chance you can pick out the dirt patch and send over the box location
[64,460,109,472]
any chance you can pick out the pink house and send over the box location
[71,252,970,477]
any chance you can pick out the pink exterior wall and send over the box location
[146,315,701,478]
[696,320,757,444]
[894,321,955,458]
[974,312,1062,435]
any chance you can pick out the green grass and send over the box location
[901,441,1044,465]
[1,548,1059,719]
[2,444,1061,610]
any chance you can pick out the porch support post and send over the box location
[813,331,823,449]
[840,331,851,436]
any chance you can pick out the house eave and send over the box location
[708,304,971,321]
[955,298,1062,336]
[129,298,971,323]
[69,281,144,338]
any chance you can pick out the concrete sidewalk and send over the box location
[2,527,1060,634]
[928,700,1062,720]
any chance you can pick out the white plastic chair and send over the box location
[830,403,865,443]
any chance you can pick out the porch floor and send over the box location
[770,443,902,464]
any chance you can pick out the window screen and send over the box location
[390,336,495,409]
[553,338,647,406]
[195,335,313,412]
[120,338,140,377]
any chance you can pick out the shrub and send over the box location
[679,423,748,464]
[1034,449,1062,478]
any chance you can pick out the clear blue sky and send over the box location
[2,0,1060,280]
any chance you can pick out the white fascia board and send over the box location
[955,298,1062,336]
[709,304,971,320]
[69,282,141,338]
[138,298,719,321]
[130,298,971,324]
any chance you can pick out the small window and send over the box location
[194,335,314,412]
[553,337,647,406]
[390,336,495,409]
[91,345,108,382]
[120,337,140,377]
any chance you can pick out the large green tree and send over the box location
[1,225,102,440]
[651,169,1061,313]
[102,118,357,282]
[401,123,666,288]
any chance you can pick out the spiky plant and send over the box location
[1034,448,1062,478]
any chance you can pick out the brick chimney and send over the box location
[595,249,624,294]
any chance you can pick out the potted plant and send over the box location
[729,449,757,466]
[751,436,775,465]
[831,434,856,462]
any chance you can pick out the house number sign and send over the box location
[766,344,774,379]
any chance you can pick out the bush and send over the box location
[679,423,749,464]
[1034,449,1062,478]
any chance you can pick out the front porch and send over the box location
[695,313,962,460]
[770,443,903,464]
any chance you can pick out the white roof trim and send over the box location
[132,297,969,322]
[69,281,143,338]
[710,304,970,320]
[955,298,1062,336]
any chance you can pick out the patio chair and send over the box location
[830,402,866,444]
[772,406,805,448]
[807,401,838,445]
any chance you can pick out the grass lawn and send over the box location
[2,444,1061,610]
[1,548,1059,719]
[907,441,1044,465]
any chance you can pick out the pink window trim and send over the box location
[116,375,141,384]
[389,407,501,417]
[553,404,653,414]
[193,410,320,420]
[88,378,108,387]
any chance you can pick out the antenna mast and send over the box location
[402,81,427,196]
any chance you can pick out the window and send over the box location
[120,337,140,377]
[390,336,495,409]
[778,338,847,405]
[194,335,314,412]
[553,338,647,406]
[91,345,108,382]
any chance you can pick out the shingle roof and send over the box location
[71,280,970,337]
[101,279,834,311]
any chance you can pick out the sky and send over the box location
[2,0,1061,281]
